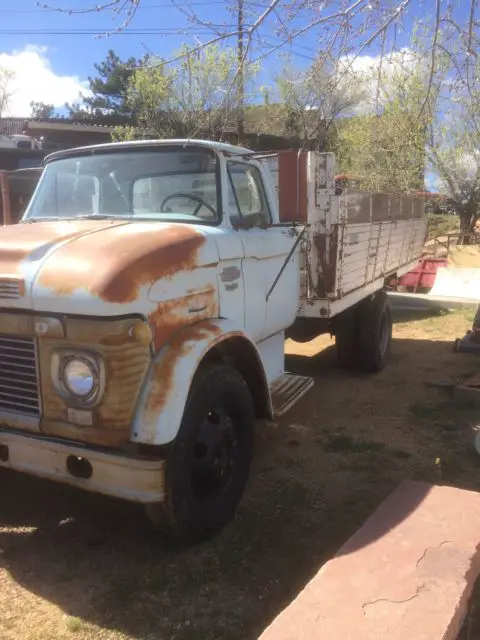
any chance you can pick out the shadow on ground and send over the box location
[1,333,480,640]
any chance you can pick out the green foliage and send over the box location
[126,62,173,134]
[111,125,137,142]
[66,49,148,120]
[125,44,258,139]
[30,101,56,119]
[336,55,431,192]
[427,54,480,235]
[426,213,459,240]
[276,58,364,148]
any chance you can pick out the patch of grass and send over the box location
[426,212,459,240]
[65,617,85,634]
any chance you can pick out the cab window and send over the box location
[227,161,271,227]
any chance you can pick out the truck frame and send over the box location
[0,140,426,542]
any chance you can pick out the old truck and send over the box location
[0,140,426,542]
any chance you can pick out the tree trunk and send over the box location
[458,203,478,245]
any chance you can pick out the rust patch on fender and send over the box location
[143,321,223,427]
[147,285,218,351]
[37,223,207,304]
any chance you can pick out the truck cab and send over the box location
[0,139,312,542]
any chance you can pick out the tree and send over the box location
[39,0,479,157]
[333,35,480,240]
[427,55,480,238]
[277,57,365,149]
[67,49,148,119]
[114,45,257,140]
[335,50,436,192]
[38,1,477,99]
[0,68,14,116]
[30,101,56,119]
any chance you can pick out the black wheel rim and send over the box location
[190,407,238,502]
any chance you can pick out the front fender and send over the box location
[132,318,264,445]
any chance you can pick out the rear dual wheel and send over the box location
[334,290,392,373]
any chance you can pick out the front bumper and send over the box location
[0,430,165,503]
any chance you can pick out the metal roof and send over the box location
[44,138,254,163]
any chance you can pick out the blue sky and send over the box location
[0,0,422,112]
[0,0,470,123]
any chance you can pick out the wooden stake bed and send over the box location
[259,151,428,320]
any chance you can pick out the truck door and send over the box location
[226,159,300,343]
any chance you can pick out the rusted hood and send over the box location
[0,219,217,314]
[0,219,126,277]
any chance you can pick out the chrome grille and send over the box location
[0,279,22,299]
[0,336,40,416]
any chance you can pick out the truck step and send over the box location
[270,373,314,417]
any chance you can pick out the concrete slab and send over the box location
[388,291,478,312]
[258,481,480,640]
[430,267,480,301]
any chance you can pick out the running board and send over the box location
[270,373,314,417]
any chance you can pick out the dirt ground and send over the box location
[448,245,480,268]
[1,305,480,640]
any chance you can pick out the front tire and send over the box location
[145,364,255,543]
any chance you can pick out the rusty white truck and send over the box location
[0,140,426,542]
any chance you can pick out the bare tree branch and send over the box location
[0,68,15,117]
[412,0,441,126]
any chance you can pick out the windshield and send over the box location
[23,147,220,224]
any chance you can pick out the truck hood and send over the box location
[0,219,218,314]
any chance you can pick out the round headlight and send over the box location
[62,358,95,398]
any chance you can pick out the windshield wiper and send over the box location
[75,214,120,220]
[21,214,124,223]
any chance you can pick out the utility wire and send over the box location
[0,1,271,13]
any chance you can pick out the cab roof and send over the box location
[44,138,254,164]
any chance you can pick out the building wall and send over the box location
[0,149,46,171]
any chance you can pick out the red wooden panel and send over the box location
[277,150,308,223]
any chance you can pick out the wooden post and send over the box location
[0,171,11,226]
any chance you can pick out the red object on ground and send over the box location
[389,257,448,292]
[259,481,480,640]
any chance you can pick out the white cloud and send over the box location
[0,45,90,116]
[430,150,480,198]
[337,48,424,116]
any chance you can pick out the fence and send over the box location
[432,232,480,258]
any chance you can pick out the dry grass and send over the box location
[448,245,480,268]
[1,305,480,640]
